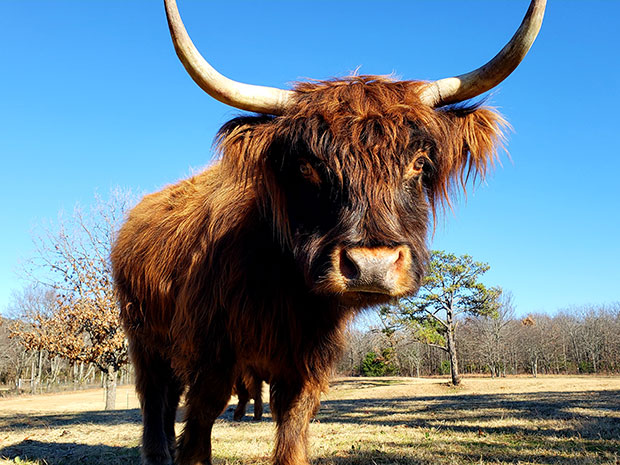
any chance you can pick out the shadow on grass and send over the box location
[0,440,139,465]
[1,387,618,464]
[331,379,403,389]
[318,389,620,440]
[311,442,618,465]
[0,408,142,431]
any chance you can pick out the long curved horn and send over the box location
[419,0,546,107]
[164,0,294,115]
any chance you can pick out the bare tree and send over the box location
[14,188,134,409]
[394,335,424,377]
[7,286,57,392]
[0,317,33,389]
[519,314,558,377]
[475,291,515,377]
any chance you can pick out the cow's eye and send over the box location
[299,159,321,185]
[404,152,429,180]
[299,161,312,176]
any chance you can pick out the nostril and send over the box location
[394,249,404,269]
[339,249,360,281]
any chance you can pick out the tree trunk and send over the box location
[36,350,43,393]
[50,356,60,387]
[86,363,96,384]
[513,354,518,374]
[79,361,85,387]
[104,366,117,410]
[30,356,36,393]
[86,364,92,384]
[446,327,460,385]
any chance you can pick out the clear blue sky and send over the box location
[1,1,618,317]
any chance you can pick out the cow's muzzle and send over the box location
[335,245,412,295]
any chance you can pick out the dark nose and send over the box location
[339,246,409,295]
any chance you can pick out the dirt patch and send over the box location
[0,386,140,415]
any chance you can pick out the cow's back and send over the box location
[111,162,247,345]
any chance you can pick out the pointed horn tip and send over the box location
[421,0,547,107]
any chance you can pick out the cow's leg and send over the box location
[176,368,233,465]
[233,376,250,421]
[132,344,180,465]
[164,376,183,459]
[251,376,263,421]
[270,380,321,465]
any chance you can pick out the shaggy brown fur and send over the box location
[111,76,506,465]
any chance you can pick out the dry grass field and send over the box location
[0,376,618,465]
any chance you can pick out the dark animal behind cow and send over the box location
[232,369,265,421]
[111,1,546,464]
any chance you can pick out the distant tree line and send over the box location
[0,312,133,394]
[8,300,617,398]
[1,189,618,403]
[338,302,620,378]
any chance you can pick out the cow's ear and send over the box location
[426,105,508,215]
[216,115,275,181]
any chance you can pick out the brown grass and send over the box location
[0,376,618,464]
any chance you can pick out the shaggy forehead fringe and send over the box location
[215,75,508,219]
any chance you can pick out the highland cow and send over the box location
[111,1,546,464]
